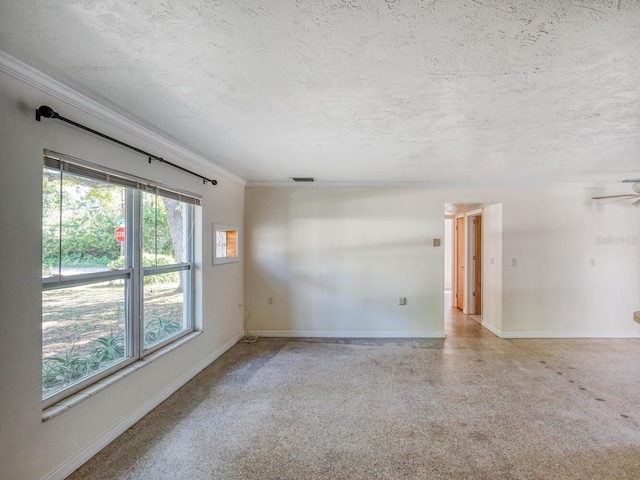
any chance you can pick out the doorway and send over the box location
[444,203,503,336]
[455,216,464,310]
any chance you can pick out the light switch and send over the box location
[433,238,441,247]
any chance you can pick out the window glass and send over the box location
[213,224,239,265]
[42,155,197,405]
[42,167,61,278]
[143,271,189,349]
[42,168,130,401]
[143,191,187,266]
[61,172,125,274]
[161,197,187,263]
[216,230,227,258]
[42,280,127,398]
[142,191,192,349]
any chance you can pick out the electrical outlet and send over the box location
[267,297,273,305]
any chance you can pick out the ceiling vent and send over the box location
[291,177,316,183]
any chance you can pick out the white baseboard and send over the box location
[251,330,446,339]
[468,322,640,339]
[499,331,640,339]
[480,321,503,338]
[460,320,640,339]
[42,331,243,480]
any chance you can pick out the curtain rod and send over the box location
[35,105,217,185]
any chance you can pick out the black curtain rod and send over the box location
[35,105,217,185]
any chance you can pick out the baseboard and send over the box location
[480,321,503,338]
[499,331,640,339]
[251,330,446,339]
[468,321,640,339]
[42,331,243,480]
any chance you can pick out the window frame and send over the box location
[213,223,240,265]
[41,151,200,408]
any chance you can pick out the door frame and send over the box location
[455,215,465,310]
[468,212,482,315]
[444,203,503,335]
[452,208,482,315]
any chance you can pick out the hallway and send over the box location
[445,306,492,339]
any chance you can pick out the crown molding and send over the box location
[245,180,625,189]
[0,50,246,187]
[2,52,635,191]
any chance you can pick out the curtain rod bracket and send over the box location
[36,105,217,186]
[36,105,59,122]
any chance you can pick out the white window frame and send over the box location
[42,150,200,408]
[213,223,240,265]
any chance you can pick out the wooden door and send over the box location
[474,216,482,314]
[455,217,464,310]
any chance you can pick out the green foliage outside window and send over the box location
[42,320,180,393]
[42,174,175,269]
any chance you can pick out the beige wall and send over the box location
[481,203,503,335]
[245,187,447,336]
[0,70,245,480]
[245,187,640,338]
[443,218,453,294]
[500,187,640,337]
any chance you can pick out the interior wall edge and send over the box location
[480,321,502,338]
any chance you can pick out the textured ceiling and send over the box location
[1,0,639,184]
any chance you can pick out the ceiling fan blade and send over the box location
[599,195,640,205]
[591,194,639,200]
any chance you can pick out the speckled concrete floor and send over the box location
[68,310,640,479]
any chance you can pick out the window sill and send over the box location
[213,257,240,265]
[42,330,202,422]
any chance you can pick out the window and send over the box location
[42,151,199,406]
[213,224,239,265]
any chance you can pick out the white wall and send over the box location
[245,187,640,339]
[0,69,245,480]
[481,204,503,335]
[501,188,640,337]
[443,218,453,293]
[245,188,446,337]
